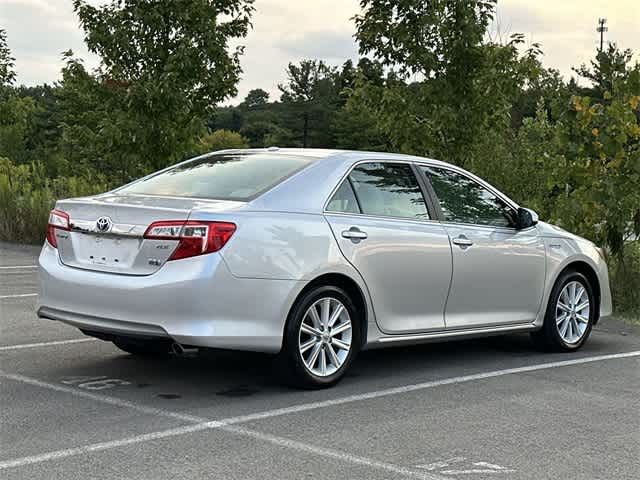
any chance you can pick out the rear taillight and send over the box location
[46,209,70,248]
[144,221,236,260]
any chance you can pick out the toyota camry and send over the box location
[38,148,612,388]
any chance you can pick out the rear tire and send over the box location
[531,270,596,352]
[113,338,170,357]
[278,285,361,389]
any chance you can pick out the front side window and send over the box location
[347,162,429,219]
[422,166,516,227]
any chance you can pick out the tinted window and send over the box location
[422,166,515,227]
[327,179,360,214]
[348,163,429,219]
[118,153,315,201]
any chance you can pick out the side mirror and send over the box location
[516,207,539,230]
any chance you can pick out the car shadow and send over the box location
[75,332,577,399]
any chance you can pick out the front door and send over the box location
[324,162,452,333]
[420,165,546,328]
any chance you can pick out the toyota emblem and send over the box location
[96,216,113,233]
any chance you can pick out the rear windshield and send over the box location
[117,153,316,201]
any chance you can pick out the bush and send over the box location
[195,129,249,154]
[609,242,640,317]
[0,157,107,244]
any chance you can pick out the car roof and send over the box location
[230,148,472,214]
[212,147,453,168]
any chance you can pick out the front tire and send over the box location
[531,270,596,351]
[278,285,361,389]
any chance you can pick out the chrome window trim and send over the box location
[323,210,442,227]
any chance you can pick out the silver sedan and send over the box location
[38,148,612,388]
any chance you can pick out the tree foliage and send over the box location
[66,0,255,175]
[0,28,16,87]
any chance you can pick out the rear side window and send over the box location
[421,166,516,227]
[117,153,316,201]
[326,179,360,214]
[346,162,429,219]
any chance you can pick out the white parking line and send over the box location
[0,372,204,424]
[0,293,38,299]
[0,350,637,473]
[215,350,640,425]
[0,373,444,479]
[0,338,97,352]
[223,424,439,480]
[0,265,37,270]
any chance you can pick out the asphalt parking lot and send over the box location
[1,242,638,480]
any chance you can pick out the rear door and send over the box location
[324,161,452,333]
[419,165,546,328]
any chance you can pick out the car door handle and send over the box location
[342,228,368,240]
[452,236,473,247]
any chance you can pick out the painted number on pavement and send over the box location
[416,457,515,476]
[62,376,131,391]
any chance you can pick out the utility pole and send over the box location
[303,111,309,148]
[597,18,608,52]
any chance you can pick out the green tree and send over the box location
[65,0,255,179]
[573,43,634,101]
[333,59,389,151]
[0,29,37,163]
[0,29,16,87]
[352,0,542,173]
[278,60,344,147]
[241,88,270,108]
[550,73,640,256]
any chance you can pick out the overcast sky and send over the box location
[2,0,639,104]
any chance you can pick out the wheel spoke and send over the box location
[308,305,322,330]
[569,283,577,306]
[331,321,352,337]
[320,298,331,329]
[576,313,589,324]
[301,323,321,337]
[332,338,351,351]
[575,301,590,312]
[306,343,322,369]
[299,338,317,354]
[559,317,570,338]
[319,347,327,375]
[557,302,572,313]
[556,313,568,325]
[567,318,573,340]
[327,344,341,368]
[574,285,585,304]
[573,317,581,337]
[328,304,344,328]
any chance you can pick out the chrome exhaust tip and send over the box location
[171,342,198,356]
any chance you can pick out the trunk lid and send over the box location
[54,193,244,275]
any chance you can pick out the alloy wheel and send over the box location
[298,297,353,377]
[555,281,590,344]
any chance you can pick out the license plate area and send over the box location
[77,235,139,268]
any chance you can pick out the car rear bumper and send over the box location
[38,243,303,353]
